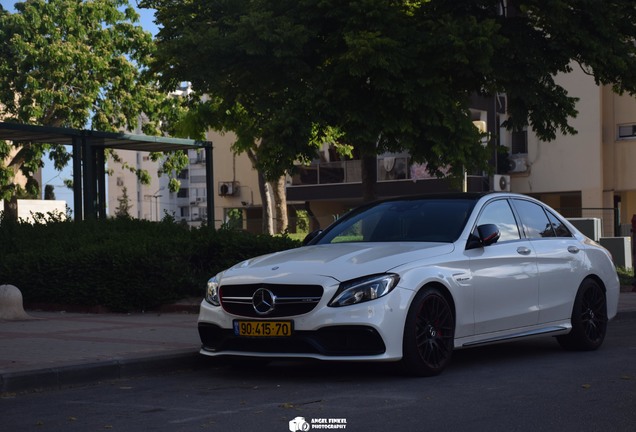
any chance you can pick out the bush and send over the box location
[0,216,300,312]
[616,266,634,287]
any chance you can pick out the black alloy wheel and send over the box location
[401,287,455,376]
[557,278,608,351]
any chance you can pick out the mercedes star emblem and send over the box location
[252,288,276,315]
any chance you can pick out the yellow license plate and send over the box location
[233,320,293,337]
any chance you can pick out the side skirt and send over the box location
[459,325,570,348]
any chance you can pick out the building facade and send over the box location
[510,65,636,237]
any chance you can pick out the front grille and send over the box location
[220,283,323,318]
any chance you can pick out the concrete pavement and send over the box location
[2,292,636,394]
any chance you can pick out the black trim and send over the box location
[199,323,386,356]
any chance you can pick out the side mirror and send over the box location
[302,229,323,245]
[466,224,501,250]
[478,224,501,246]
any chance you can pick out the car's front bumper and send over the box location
[199,323,386,356]
[196,287,412,362]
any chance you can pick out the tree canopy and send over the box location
[145,0,636,198]
[0,0,183,212]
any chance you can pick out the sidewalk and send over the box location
[2,292,636,394]
[0,304,206,393]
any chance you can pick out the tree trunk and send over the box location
[257,167,274,235]
[246,148,273,234]
[271,176,288,234]
[2,196,18,221]
[1,145,32,222]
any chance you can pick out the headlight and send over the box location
[329,274,400,307]
[205,275,221,306]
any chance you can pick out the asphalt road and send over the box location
[2,315,635,432]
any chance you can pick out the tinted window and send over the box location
[513,199,555,238]
[546,211,573,237]
[476,199,521,242]
[317,198,475,244]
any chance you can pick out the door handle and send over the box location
[517,247,532,255]
[567,246,580,254]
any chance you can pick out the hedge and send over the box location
[0,216,300,312]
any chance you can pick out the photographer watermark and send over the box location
[289,416,348,431]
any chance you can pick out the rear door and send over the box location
[511,199,586,324]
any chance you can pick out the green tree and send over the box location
[114,185,132,219]
[0,0,188,219]
[145,0,636,203]
[43,184,55,200]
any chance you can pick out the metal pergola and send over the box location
[0,122,214,222]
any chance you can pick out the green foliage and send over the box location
[43,184,56,200]
[616,266,634,287]
[144,0,636,196]
[114,186,132,219]
[0,217,300,312]
[221,208,244,231]
[0,0,187,206]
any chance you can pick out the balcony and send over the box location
[287,156,487,202]
[290,156,439,186]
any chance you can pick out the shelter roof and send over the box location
[0,122,211,152]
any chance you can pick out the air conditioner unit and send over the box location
[492,174,511,192]
[508,155,528,173]
[218,181,235,196]
[196,197,203,202]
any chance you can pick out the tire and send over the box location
[401,287,455,376]
[557,278,608,351]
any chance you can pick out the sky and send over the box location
[0,1,159,214]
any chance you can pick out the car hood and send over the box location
[220,242,455,284]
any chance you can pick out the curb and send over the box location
[0,349,207,394]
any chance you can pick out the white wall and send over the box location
[511,65,604,208]
[3,199,68,222]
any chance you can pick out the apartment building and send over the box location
[508,65,636,237]
[107,129,264,230]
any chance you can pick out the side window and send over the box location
[476,200,521,242]
[513,199,555,238]
[546,211,573,237]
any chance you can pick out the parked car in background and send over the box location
[198,193,620,376]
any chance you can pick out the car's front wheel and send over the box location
[557,278,608,351]
[401,287,455,376]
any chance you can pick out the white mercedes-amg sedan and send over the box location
[197,193,620,376]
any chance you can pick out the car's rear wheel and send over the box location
[557,278,608,351]
[401,287,455,376]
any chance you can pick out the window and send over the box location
[618,123,636,139]
[177,188,189,198]
[511,129,528,154]
[476,199,521,242]
[513,199,555,238]
[546,211,573,237]
[318,199,475,244]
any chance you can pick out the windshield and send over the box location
[315,198,476,244]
